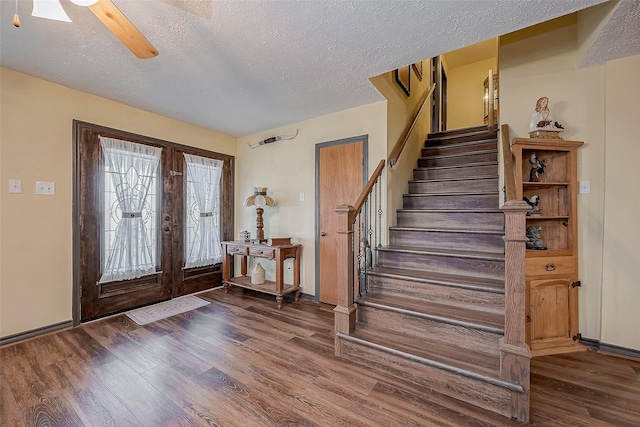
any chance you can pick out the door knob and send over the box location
[163,226,171,232]
[164,215,171,221]
[320,232,327,236]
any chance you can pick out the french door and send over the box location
[73,121,234,323]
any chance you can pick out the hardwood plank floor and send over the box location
[1,288,639,426]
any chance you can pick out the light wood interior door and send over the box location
[317,138,364,305]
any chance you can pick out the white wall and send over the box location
[500,16,639,350]
[236,102,387,297]
[0,68,236,338]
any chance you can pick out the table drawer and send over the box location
[526,256,576,277]
[227,245,249,256]
[250,247,275,259]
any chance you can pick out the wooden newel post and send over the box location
[500,199,531,422]
[334,204,357,357]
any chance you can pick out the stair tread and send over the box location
[414,161,498,171]
[359,293,505,331]
[389,226,504,235]
[397,208,502,213]
[368,266,505,293]
[419,148,497,161]
[424,137,497,149]
[404,190,499,196]
[410,175,498,183]
[350,325,501,377]
[379,245,505,261]
[428,128,494,140]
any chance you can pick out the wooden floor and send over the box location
[1,288,639,427]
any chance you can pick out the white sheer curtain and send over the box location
[184,153,223,268]
[99,137,162,283]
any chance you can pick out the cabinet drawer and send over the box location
[250,247,275,259]
[227,245,249,256]
[526,256,576,277]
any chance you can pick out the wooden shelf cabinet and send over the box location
[512,137,584,356]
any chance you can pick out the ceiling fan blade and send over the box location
[88,0,158,59]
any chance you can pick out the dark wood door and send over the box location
[74,122,233,322]
[317,137,365,305]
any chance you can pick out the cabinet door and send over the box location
[527,278,580,355]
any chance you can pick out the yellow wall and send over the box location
[235,101,387,296]
[445,57,498,129]
[0,68,236,338]
[500,17,639,350]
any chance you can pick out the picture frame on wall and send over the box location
[412,61,423,81]
[395,65,410,96]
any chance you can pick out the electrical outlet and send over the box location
[579,181,590,195]
[9,179,22,194]
[36,181,55,195]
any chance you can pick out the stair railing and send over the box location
[334,159,386,356]
[499,124,531,421]
[388,83,436,168]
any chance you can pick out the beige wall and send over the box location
[235,101,387,297]
[0,68,236,338]
[601,55,640,350]
[500,17,639,350]
[445,57,498,129]
[369,63,433,228]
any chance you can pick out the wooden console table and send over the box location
[221,240,301,309]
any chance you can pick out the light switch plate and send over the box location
[9,179,22,193]
[579,181,591,195]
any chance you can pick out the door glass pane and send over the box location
[184,154,223,268]
[100,137,162,282]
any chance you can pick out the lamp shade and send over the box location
[244,187,276,207]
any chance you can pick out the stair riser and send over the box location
[377,250,505,280]
[414,164,497,180]
[357,305,501,358]
[367,275,505,314]
[396,211,504,230]
[428,132,497,147]
[422,140,497,157]
[339,339,512,419]
[389,229,504,253]
[418,151,497,168]
[403,194,498,209]
[409,178,498,194]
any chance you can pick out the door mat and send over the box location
[125,295,210,325]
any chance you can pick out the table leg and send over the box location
[276,295,284,309]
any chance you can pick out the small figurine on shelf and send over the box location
[529,97,564,131]
[528,152,547,182]
[524,195,541,216]
[526,226,547,250]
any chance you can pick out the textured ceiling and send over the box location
[1,0,609,137]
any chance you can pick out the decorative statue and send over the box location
[528,152,547,182]
[526,226,547,250]
[529,97,564,131]
[524,195,541,216]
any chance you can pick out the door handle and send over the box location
[163,226,171,232]
[164,215,171,221]
[321,232,327,236]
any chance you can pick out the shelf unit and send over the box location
[512,137,584,356]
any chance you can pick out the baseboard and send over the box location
[580,337,640,360]
[0,320,73,347]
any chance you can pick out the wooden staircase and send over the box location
[335,125,530,420]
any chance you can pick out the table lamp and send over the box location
[244,187,276,243]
